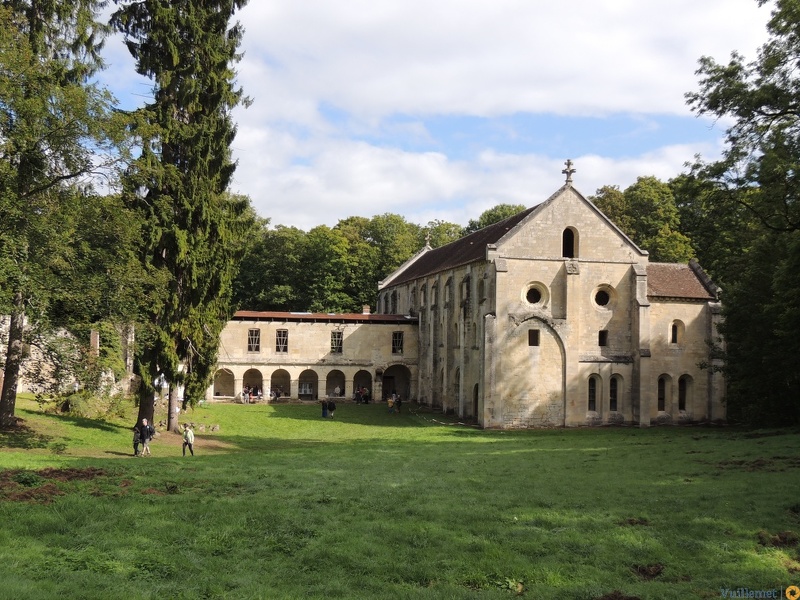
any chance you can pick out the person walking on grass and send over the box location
[182,423,195,456]
[137,418,154,457]
[328,399,336,418]
[321,398,328,418]
[132,426,141,456]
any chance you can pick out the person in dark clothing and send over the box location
[328,400,336,418]
[137,418,154,457]
[132,426,141,456]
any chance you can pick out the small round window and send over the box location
[592,285,615,309]
[524,283,548,307]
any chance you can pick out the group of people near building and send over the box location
[241,385,263,403]
[353,386,371,403]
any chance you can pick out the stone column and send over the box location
[632,265,651,427]
[261,376,269,402]
[563,259,581,426]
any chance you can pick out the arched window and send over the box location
[390,291,397,314]
[609,376,619,412]
[670,320,685,345]
[562,228,577,258]
[588,376,599,411]
[658,377,666,411]
[679,375,691,411]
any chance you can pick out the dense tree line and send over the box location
[1,0,799,427]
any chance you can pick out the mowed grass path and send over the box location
[0,397,799,600]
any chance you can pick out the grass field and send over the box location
[0,396,799,600]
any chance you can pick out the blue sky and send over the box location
[100,0,770,230]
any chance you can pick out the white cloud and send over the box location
[101,0,771,229]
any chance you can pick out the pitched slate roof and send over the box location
[383,205,540,288]
[647,263,717,301]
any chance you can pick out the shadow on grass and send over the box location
[17,408,130,434]
[0,423,52,449]
[262,401,467,428]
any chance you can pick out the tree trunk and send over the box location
[0,292,26,428]
[136,388,156,428]
[167,383,181,433]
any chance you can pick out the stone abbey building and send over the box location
[211,177,725,428]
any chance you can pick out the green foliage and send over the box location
[720,230,800,424]
[235,213,428,314]
[463,203,526,234]
[423,219,463,248]
[686,0,800,424]
[590,185,632,233]
[591,177,695,263]
[0,0,132,427]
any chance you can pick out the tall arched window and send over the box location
[670,320,685,345]
[679,375,691,411]
[609,377,619,412]
[562,228,577,258]
[588,376,598,411]
[658,377,666,411]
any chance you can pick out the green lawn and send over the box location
[1,397,798,599]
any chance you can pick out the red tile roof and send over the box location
[233,311,416,324]
[647,263,716,300]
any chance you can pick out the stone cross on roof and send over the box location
[562,159,576,183]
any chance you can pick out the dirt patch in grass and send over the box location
[782,557,800,573]
[757,530,799,548]
[0,466,108,504]
[596,591,641,600]
[632,564,664,580]
[38,467,107,481]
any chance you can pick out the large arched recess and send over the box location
[270,369,291,398]
[353,370,373,401]
[326,370,345,397]
[298,369,319,400]
[213,369,234,397]
[505,317,566,426]
[243,368,264,394]
[382,364,412,401]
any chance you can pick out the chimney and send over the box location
[362,304,371,315]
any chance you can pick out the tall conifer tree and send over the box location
[112,0,251,429]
